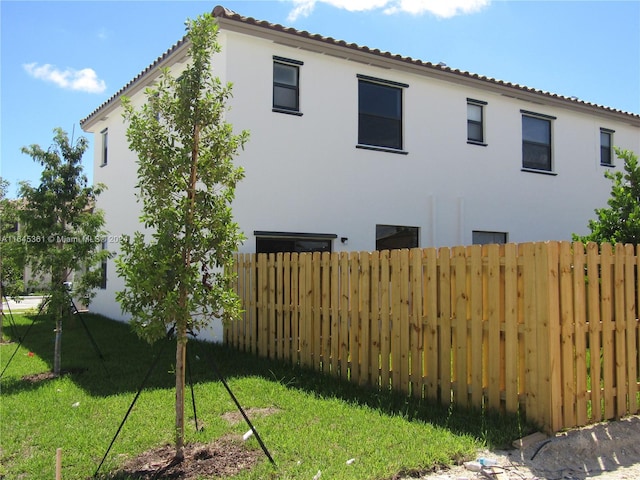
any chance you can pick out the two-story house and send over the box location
[81,5,640,328]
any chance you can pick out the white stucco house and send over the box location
[81,5,640,329]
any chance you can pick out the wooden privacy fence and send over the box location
[224,241,640,433]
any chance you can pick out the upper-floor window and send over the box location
[521,111,554,172]
[273,56,302,115]
[467,99,487,144]
[600,128,614,166]
[357,75,407,152]
[100,128,108,166]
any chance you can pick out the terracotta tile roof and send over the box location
[80,4,639,128]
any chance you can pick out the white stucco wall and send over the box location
[83,24,640,336]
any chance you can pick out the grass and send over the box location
[0,312,535,479]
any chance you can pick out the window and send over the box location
[600,128,614,166]
[376,225,419,251]
[357,75,406,151]
[255,231,335,253]
[100,238,108,289]
[100,128,108,166]
[273,56,302,114]
[467,99,486,144]
[472,231,508,245]
[522,111,554,172]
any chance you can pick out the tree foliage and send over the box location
[1,178,26,300]
[574,148,640,245]
[18,128,107,373]
[117,13,248,460]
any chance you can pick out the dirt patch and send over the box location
[107,436,262,480]
[220,407,281,425]
[410,415,640,480]
[21,368,87,383]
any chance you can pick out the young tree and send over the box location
[117,13,248,462]
[18,128,107,375]
[1,178,26,341]
[574,148,640,244]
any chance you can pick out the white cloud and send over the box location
[287,0,490,20]
[384,0,490,17]
[23,63,106,94]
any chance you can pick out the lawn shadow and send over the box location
[2,313,536,447]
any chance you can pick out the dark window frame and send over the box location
[467,98,487,145]
[273,56,303,115]
[100,128,108,166]
[521,111,555,173]
[375,224,419,251]
[100,238,108,289]
[357,75,407,153]
[600,128,614,166]
[472,230,508,245]
[254,231,335,254]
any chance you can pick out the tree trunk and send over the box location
[53,316,62,376]
[174,323,187,462]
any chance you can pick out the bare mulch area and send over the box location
[103,408,281,479]
[108,436,262,480]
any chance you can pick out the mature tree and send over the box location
[18,128,107,375]
[574,148,640,244]
[117,13,248,462]
[1,178,26,341]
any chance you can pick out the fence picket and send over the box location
[559,241,577,427]
[601,243,615,419]
[587,242,602,421]
[573,242,588,425]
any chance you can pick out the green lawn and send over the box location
[0,312,534,479]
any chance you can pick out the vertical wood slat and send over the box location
[586,242,602,422]
[330,253,340,376]
[410,248,422,396]
[283,253,291,362]
[399,249,411,393]
[573,242,588,426]
[391,250,402,390]
[339,252,349,380]
[452,246,468,407]
[486,244,501,411]
[628,244,639,414]
[424,248,438,399]
[312,252,322,369]
[291,253,300,365]
[559,241,577,427]
[350,251,361,384]
[438,247,452,406]
[601,243,615,419]
[268,254,276,359]
[521,243,539,423]
[544,241,563,433]
[503,243,519,413]
[370,253,381,388]
[380,251,391,389]
[303,253,313,368]
[321,252,331,372]
[275,253,284,359]
[258,254,268,357]
[614,244,628,418]
[360,252,371,386]
[469,245,483,407]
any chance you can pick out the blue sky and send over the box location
[1,0,639,198]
